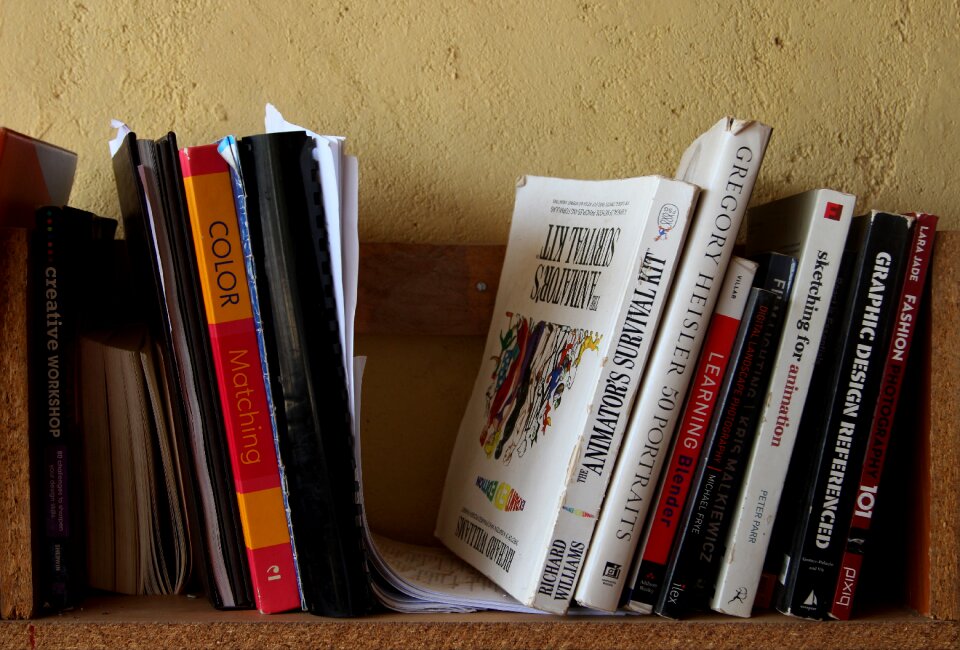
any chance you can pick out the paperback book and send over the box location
[180,142,303,614]
[650,253,797,618]
[30,206,116,610]
[830,213,938,619]
[710,189,855,617]
[436,174,697,612]
[774,211,915,619]
[624,256,758,613]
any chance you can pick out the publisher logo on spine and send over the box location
[823,202,843,221]
[655,203,679,240]
[602,562,621,580]
[476,476,526,512]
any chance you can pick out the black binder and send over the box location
[239,131,373,617]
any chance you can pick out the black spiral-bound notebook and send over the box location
[238,130,373,617]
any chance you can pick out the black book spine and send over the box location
[653,254,795,618]
[29,206,95,611]
[239,131,372,617]
[156,136,253,609]
[775,212,913,620]
[830,214,937,619]
[756,238,861,610]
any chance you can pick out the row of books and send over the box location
[3,114,935,620]
[7,109,375,615]
[8,114,520,619]
[435,117,938,620]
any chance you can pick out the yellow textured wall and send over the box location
[2,1,957,542]
[2,1,958,238]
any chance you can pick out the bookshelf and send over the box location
[0,234,957,649]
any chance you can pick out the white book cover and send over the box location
[710,189,855,617]
[435,174,695,612]
[575,118,772,612]
[529,178,698,613]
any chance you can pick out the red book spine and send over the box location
[830,213,938,619]
[626,258,755,610]
[642,315,741,563]
[181,144,301,614]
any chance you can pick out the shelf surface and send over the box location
[2,595,957,649]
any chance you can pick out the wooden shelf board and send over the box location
[1,596,956,649]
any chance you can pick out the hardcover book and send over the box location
[180,142,302,614]
[774,211,914,619]
[710,189,855,617]
[624,256,758,613]
[0,127,77,228]
[830,213,938,620]
[436,174,697,613]
[575,117,772,612]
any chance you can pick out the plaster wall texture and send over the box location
[1,0,957,240]
[2,1,957,542]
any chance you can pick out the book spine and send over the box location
[655,269,791,618]
[155,135,249,609]
[830,213,937,620]
[776,212,913,619]
[531,179,697,613]
[180,145,301,614]
[30,207,85,611]
[754,244,858,611]
[619,257,757,614]
[574,122,770,613]
[711,193,855,617]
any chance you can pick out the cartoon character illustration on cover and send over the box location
[479,312,600,464]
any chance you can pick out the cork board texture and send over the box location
[928,231,960,621]
[0,229,33,619]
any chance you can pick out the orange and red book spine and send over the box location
[180,144,301,614]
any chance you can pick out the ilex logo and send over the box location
[824,202,843,221]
